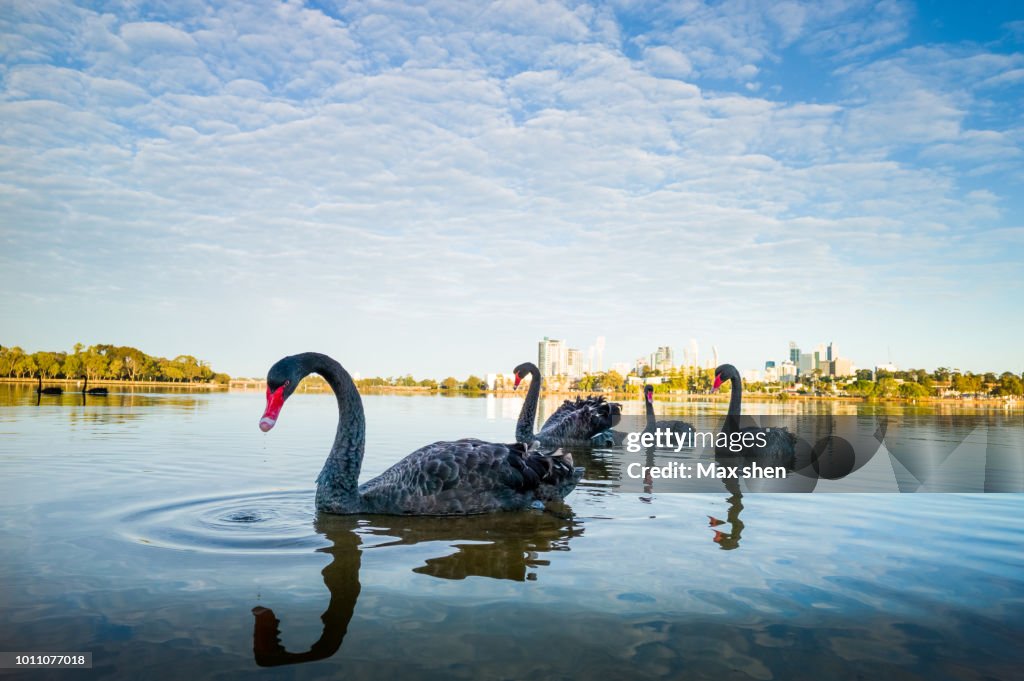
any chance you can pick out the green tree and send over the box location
[992,374,1024,397]
[464,375,486,391]
[15,354,38,379]
[847,380,875,397]
[83,348,108,381]
[898,382,929,398]
[441,377,459,391]
[602,370,624,391]
[874,377,899,397]
[34,351,62,378]
[63,353,84,380]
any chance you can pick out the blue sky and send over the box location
[2,0,1022,379]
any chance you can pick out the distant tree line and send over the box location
[0,344,230,384]
[842,367,1024,398]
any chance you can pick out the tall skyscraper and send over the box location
[566,348,583,379]
[789,341,800,364]
[827,342,836,361]
[814,343,826,370]
[653,345,673,372]
[799,352,815,376]
[538,337,567,377]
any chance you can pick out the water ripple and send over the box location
[116,490,325,555]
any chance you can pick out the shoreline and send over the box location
[0,377,225,389]
[6,377,1015,407]
[224,380,1018,407]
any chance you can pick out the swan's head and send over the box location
[712,364,739,391]
[644,384,654,403]
[260,356,302,432]
[512,362,535,390]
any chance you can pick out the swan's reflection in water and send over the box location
[707,475,744,550]
[252,510,581,667]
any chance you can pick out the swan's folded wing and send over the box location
[357,439,580,514]
[537,395,622,444]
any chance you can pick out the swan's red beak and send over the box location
[712,375,723,391]
[513,373,522,390]
[260,385,285,432]
[645,390,653,403]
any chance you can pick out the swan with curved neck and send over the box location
[36,375,62,395]
[82,375,108,395]
[643,384,694,436]
[712,363,795,462]
[512,361,621,446]
[260,353,584,515]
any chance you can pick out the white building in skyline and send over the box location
[566,348,584,379]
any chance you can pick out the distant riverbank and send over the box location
[222,379,1018,407]
[0,377,225,389]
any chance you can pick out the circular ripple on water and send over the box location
[118,490,327,554]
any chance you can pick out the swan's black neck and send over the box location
[291,353,364,512]
[515,364,542,443]
[724,372,742,436]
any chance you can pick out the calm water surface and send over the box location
[1,385,1022,680]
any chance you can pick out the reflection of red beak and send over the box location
[260,386,285,432]
[712,531,724,543]
[708,516,725,527]
[513,373,522,390]
[712,375,722,391]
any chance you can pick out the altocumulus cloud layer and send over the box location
[1,0,1022,377]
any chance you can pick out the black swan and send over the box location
[82,376,108,395]
[512,362,621,446]
[36,375,62,395]
[260,353,584,515]
[713,364,795,463]
[643,384,694,436]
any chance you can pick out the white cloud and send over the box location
[120,21,198,53]
[642,45,693,78]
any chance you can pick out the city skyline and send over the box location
[3,2,1022,379]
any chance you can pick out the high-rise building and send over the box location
[814,344,826,370]
[538,337,551,377]
[833,357,854,377]
[789,341,800,364]
[827,342,835,362]
[538,337,567,377]
[566,348,583,379]
[765,360,776,369]
[653,346,673,372]
[779,360,797,383]
[799,352,815,376]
